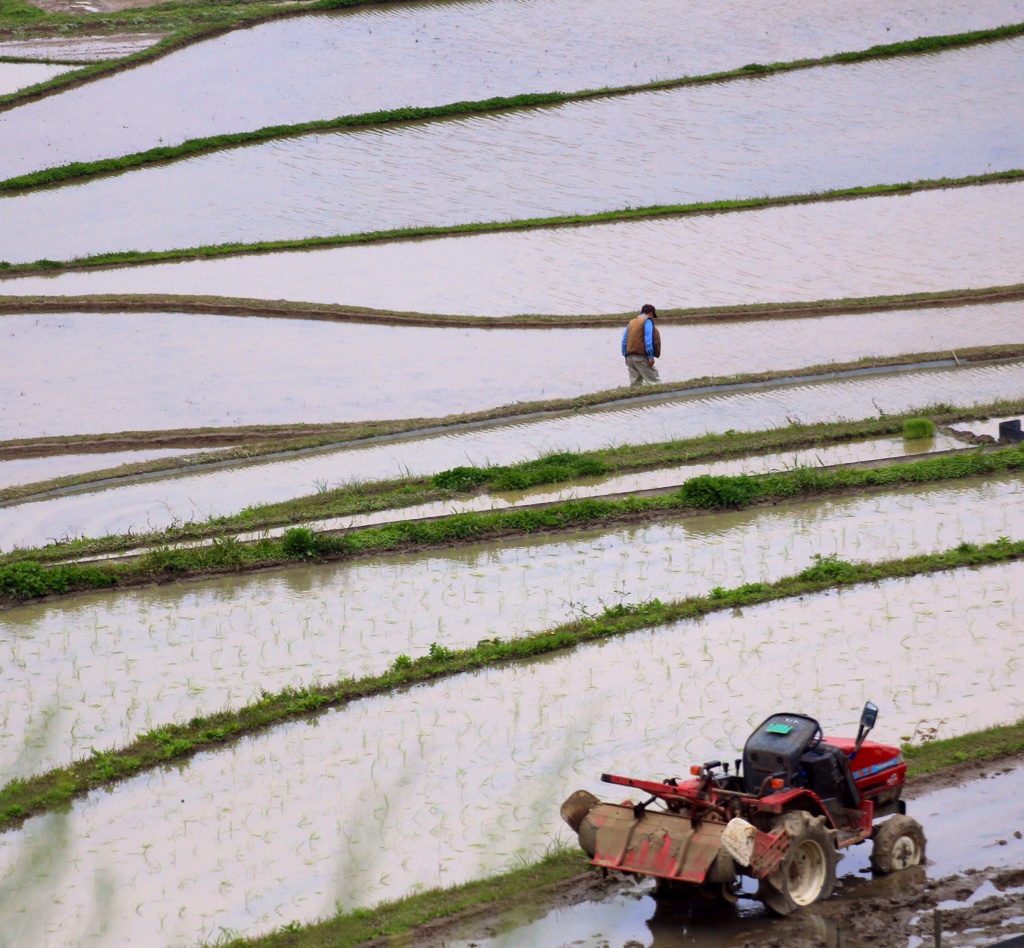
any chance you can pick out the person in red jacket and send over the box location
[620,303,661,386]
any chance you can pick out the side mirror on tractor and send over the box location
[854,701,879,755]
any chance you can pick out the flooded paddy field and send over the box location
[0,62,72,97]
[6,182,1023,314]
[4,302,1024,439]
[3,359,1023,550]
[2,561,1022,944]
[0,447,204,491]
[3,0,1023,180]
[439,767,1024,948]
[3,472,1022,778]
[3,37,1022,262]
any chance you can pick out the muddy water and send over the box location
[0,448,204,491]
[0,33,165,62]
[2,358,1023,550]
[4,303,1024,440]
[2,473,1023,779]
[1,563,1023,945]
[0,62,73,97]
[3,40,1023,262]
[440,768,1024,948]
[5,183,1023,314]
[3,1,1023,181]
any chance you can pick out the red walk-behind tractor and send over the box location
[560,703,926,915]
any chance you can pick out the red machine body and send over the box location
[560,704,925,915]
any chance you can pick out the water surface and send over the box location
[3,302,1022,439]
[5,184,1021,314]
[3,0,1023,179]
[0,62,72,96]
[2,39,1022,261]
[1,561,1021,944]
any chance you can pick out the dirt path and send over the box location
[393,751,1024,948]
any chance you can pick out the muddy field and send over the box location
[404,757,1024,948]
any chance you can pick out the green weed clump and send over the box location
[431,452,611,494]
[677,473,761,508]
[903,417,936,439]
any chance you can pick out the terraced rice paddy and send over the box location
[3,562,1024,944]
[3,473,1024,778]
[4,358,1023,552]
[3,302,1024,439]
[4,0,1024,179]
[3,37,1023,262]
[5,0,1024,944]
[5,183,1023,313]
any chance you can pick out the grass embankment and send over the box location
[3,443,1024,601]
[4,283,1024,327]
[3,535,1024,831]
[3,395,1022,564]
[220,717,1024,948]
[1,170,1021,275]
[1,21,1022,188]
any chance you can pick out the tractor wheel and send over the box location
[757,812,838,916]
[870,815,926,874]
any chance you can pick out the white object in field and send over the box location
[721,817,757,866]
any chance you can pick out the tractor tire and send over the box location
[757,811,838,916]
[870,815,926,874]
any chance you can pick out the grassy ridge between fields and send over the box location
[1,21,1022,191]
[1,170,1021,274]
[3,442,1024,598]
[2,536,1024,832]
[220,716,1024,948]
[5,352,1024,520]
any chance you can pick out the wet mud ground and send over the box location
[410,757,1024,948]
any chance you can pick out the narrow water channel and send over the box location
[1,561,1021,944]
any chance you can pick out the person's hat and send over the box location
[640,303,657,317]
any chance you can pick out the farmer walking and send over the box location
[621,303,661,386]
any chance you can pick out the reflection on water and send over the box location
[3,0,1022,179]
[2,472,1023,778]
[3,302,1024,440]
[2,359,1024,550]
[1,562,1022,944]
[5,183,1023,315]
[0,63,73,97]
[3,38,1023,262]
